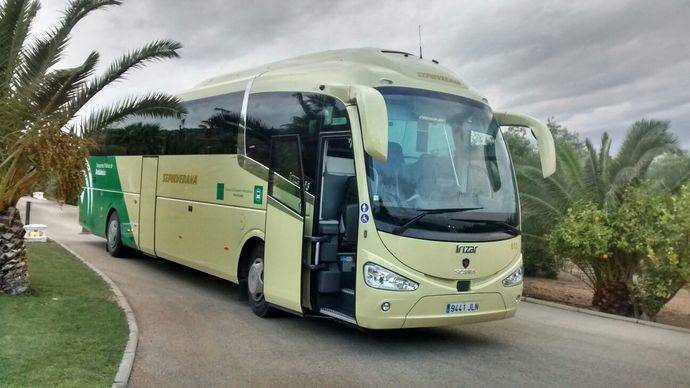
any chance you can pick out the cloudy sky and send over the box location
[34,0,690,148]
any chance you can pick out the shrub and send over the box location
[631,185,690,320]
[549,185,690,318]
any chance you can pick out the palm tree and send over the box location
[0,0,185,295]
[517,119,679,314]
[583,119,678,211]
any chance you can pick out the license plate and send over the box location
[445,302,480,314]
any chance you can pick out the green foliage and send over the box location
[548,184,690,318]
[646,152,690,192]
[504,119,588,277]
[505,117,683,282]
[631,185,690,320]
[549,201,612,269]
[610,185,665,258]
[632,246,690,320]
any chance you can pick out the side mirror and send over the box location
[351,85,388,161]
[494,111,556,178]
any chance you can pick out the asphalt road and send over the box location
[20,199,690,387]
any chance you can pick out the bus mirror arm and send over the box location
[494,111,556,178]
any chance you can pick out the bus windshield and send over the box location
[366,87,519,241]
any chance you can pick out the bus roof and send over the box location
[179,48,488,104]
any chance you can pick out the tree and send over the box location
[0,0,185,295]
[551,184,690,318]
[508,117,681,313]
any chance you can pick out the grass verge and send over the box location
[0,241,128,387]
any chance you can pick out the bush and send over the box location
[631,185,690,320]
[523,235,560,278]
[549,185,690,318]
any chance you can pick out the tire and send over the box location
[106,211,125,258]
[246,244,277,317]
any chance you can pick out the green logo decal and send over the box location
[216,183,224,200]
[253,185,263,204]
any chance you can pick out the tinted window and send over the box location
[246,92,350,193]
[268,136,303,214]
[93,92,244,155]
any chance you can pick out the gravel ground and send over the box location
[524,273,690,329]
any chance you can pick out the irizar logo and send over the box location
[456,245,478,254]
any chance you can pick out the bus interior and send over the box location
[312,135,358,321]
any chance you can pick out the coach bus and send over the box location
[79,48,555,329]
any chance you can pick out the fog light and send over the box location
[381,302,390,311]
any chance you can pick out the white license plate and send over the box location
[445,302,480,314]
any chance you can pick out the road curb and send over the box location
[53,240,138,387]
[522,296,690,335]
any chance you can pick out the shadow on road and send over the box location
[83,237,507,352]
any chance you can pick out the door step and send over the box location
[320,308,356,325]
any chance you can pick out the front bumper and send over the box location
[402,292,511,328]
[355,286,521,329]
[353,244,524,329]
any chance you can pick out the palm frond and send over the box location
[555,142,586,192]
[583,137,605,206]
[78,93,185,136]
[518,164,573,210]
[598,133,611,186]
[15,0,120,97]
[0,0,39,96]
[613,119,677,177]
[69,39,182,115]
[646,153,690,191]
[35,51,99,115]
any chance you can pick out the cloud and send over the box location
[34,0,690,147]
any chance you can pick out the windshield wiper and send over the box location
[450,218,521,236]
[392,207,483,235]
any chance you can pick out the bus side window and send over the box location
[92,91,244,156]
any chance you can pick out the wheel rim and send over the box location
[107,219,118,250]
[247,257,264,302]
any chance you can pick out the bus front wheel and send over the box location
[246,244,277,317]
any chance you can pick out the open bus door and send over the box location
[263,134,305,313]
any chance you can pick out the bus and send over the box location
[79,48,555,329]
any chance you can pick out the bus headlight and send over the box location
[364,262,418,291]
[503,267,524,287]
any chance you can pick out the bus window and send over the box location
[246,92,350,194]
[92,92,243,156]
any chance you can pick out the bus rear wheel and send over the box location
[246,245,277,317]
[106,212,125,258]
